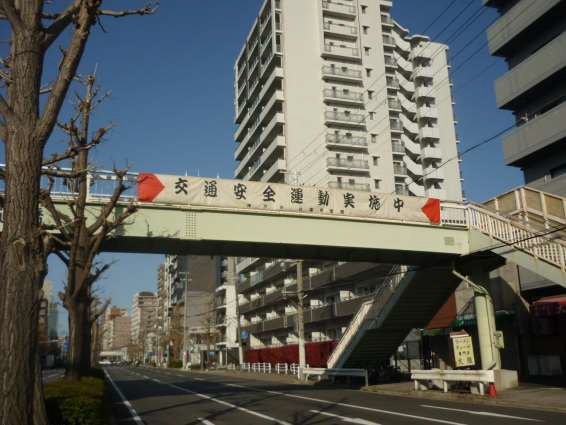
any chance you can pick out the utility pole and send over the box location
[234,274,244,365]
[182,272,191,369]
[296,260,306,380]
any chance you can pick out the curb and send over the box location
[362,387,566,414]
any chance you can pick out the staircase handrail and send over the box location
[327,265,408,367]
[467,204,566,272]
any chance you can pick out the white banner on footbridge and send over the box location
[137,173,441,224]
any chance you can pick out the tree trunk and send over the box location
[67,296,91,380]
[0,24,49,425]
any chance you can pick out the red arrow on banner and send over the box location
[138,173,165,202]
[421,198,441,224]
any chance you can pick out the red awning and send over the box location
[532,295,566,317]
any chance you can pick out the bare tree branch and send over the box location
[0,0,23,33]
[0,92,17,124]
[97,4,157,18]
[41,0,81,49]
[42,126,109,166]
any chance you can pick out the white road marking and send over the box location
[151,378,161,383]
[170,384,292,425]
[420,405,542,422]
[193,377,205,381]
[198,418,215,425]
[103,369,144,425]
[226,383,247,389]
[310,409,381,424]
[257,389,470,425]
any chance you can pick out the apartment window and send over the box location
[368,90,374,100]
[349,179,355,185]
[347,155,354,161]
[372,156,379,166]
[337,177,342,183]
[374,179,381,189]
[361,5,367,14]
[366,68,372,77]
[371,133,377,143]
[363,25,369,35]
[369,111,375,120]
[364,46,371,56]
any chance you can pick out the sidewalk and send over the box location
[363,381,566,414]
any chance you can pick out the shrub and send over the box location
[169,360,183,369]
[45,375,106,425]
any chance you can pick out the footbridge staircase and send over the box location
[328,187,566,369]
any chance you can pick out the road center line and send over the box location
[104,369,144,425]
[169,384,292,425]
[198,418,215,425]
[420,405,542,422]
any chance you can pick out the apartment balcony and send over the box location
[426,188,446,199]
[398,92,416,114]
[322,44,361,61]
[408,181,425,197]
[393,163,407,176]
[321,65,363,83]
[502,100,566,166]
[260,33,273,54]
[328,181,371,192]
[323,22,358,40]
[417,106,438,119]
[494,31,566,110]
[400,114,418,135]
[259,90,285,123]
[392,31,411,52]
[414,85,434,100]
[388,97,401,111]
[418,126,440,141]
[487,0,561,56]
[395,53,412,73]
[391,140,405,154]
[321,0,357,19]
[241,136,286,181]
[261,158,286,182]
[423,166,444,181]
[410,45,433,61]
[421,145,442,160]
[382,34,395,48]
[323,88,364,106]
[324,110,366,128]
[395,186,410,196]
[326,157,369,172]
[258,67,284,104]
[236,257,261,274]
[404,155,423,177]
[397,73,415,93]
[413,66,434,80]
[325,134,368,150]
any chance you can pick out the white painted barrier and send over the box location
[275,363,288,374]
[411,369,495,395]
[302,367,369,386]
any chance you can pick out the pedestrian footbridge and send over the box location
[1,171,565,369]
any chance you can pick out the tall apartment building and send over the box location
[483,0,566,196]
[232,0,463,361]
[159,255,238,366]
[102,307,131,351]
[130,291,158,346]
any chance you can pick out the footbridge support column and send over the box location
[452,270,501,370]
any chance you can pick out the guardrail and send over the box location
[302,367,368,386]
[411,369,494,395]
[239,362,308,376]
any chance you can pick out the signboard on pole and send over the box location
[450,330,475,368]
[138,174,441,224]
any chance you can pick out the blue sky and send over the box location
[2,1,523,333]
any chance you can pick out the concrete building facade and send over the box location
[130,291,158,347]
[232,0,463,361]
[102,307,131,351]
[484,0,566,196]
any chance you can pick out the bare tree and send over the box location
[90,294,110,367]
[0,2,155,423]
[41,73,137,380]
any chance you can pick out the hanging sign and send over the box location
[138,173,441,224]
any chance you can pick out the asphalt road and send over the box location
[104,366,566,425]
